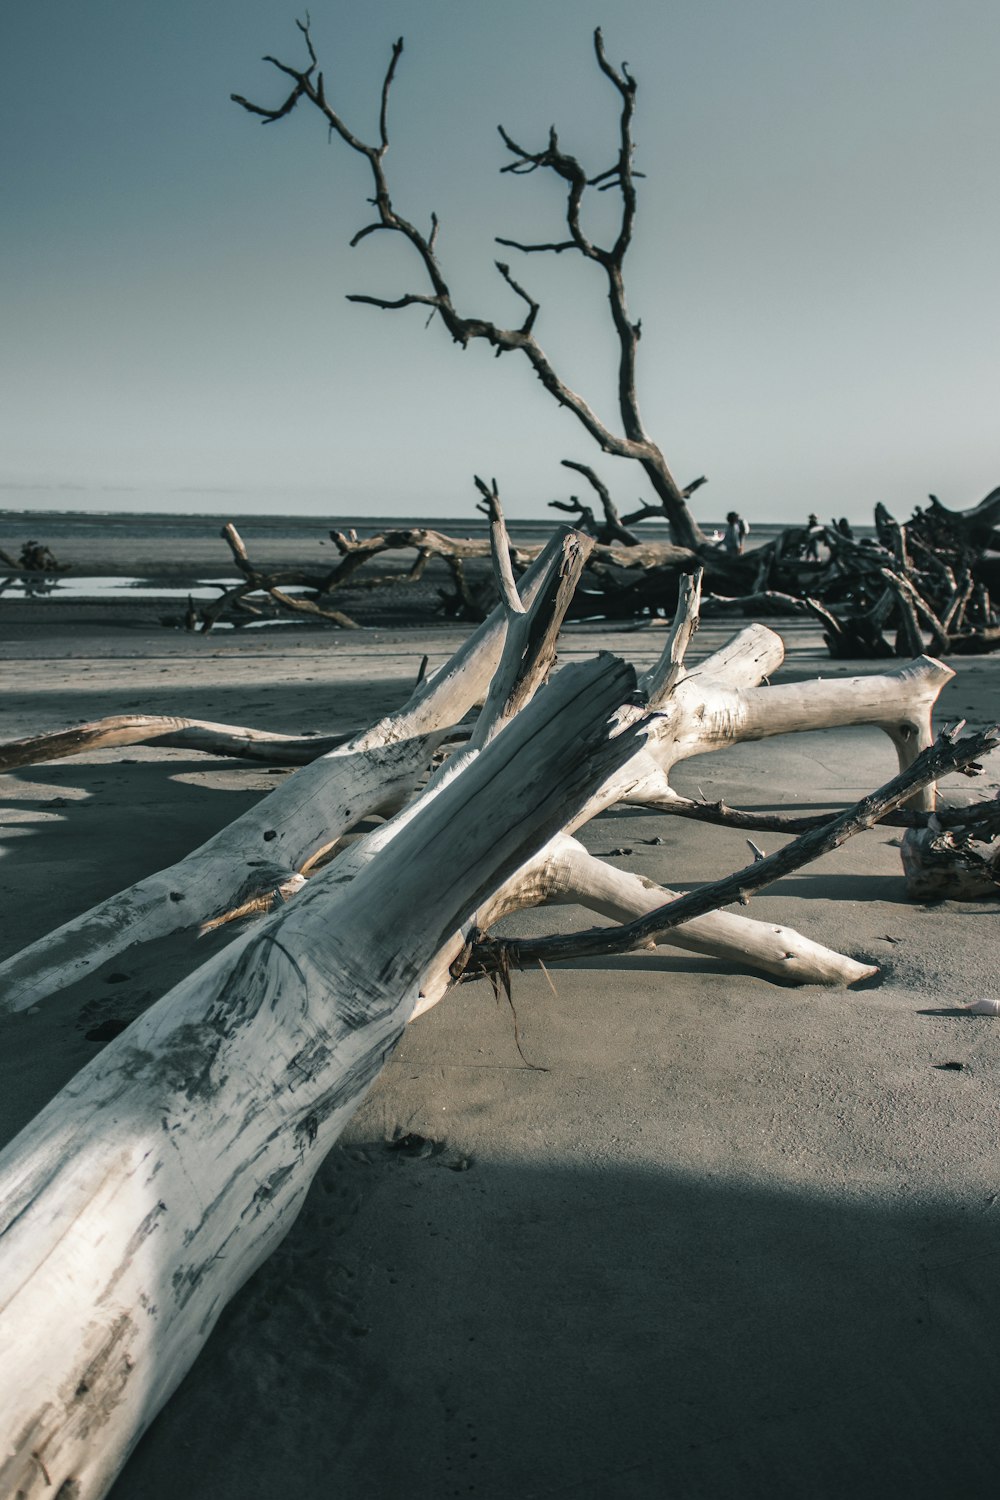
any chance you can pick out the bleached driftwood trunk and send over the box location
[623,654,955,811]
[0,655,642,1500]
[431,832,879,998]
[408,627,954,1000]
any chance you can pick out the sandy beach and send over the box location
[2,586,1000,1498]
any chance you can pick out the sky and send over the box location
[3,0,998,526]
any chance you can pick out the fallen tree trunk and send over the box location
[196,519,698,630]
[0,654,643,1500]
[314,598,953,1001]
[3,663,980,1499]
[0,610,956,1015]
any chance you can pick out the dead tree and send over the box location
[174,506,698,631]
[232,22,708,554]
[658,487,1000,657]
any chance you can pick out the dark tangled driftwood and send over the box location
[225,22,1000,652]
[186,483,1000,652]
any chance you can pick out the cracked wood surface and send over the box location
[0,655,642,1500]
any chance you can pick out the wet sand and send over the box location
[2,603,1000,1499]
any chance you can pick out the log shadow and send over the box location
[546,951,809,983]
[112,1146,1000,1500]
[765,872,911,903]
[542,951,885,991]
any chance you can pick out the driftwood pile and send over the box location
[182,480,1000,660]
[723,487,1000,659]
[1,499,998,1496]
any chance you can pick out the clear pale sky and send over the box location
[3,0,998,524]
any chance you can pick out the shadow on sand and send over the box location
[112,1137,1000,1500]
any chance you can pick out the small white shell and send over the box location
[964,997,1000,1015]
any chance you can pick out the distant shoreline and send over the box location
[0,510,873,633]
[2,507,869,546]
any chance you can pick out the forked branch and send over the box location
[231,21,705,548]
[469,724,1000,974]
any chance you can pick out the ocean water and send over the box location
[0,507,802,549]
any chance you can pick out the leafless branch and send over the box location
[640,569,702,704]
[231,20,706,550]
[633,791,1000,837]
[345,292,442,312]
[559,460,637,544]
[494,262,539,335]
[494,236,577,255]
[474,476,523,616]
[469,724,1000,974]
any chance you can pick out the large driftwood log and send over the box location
[0,654,644,1500]
[0,635,989,1496]
[311,590,954,999]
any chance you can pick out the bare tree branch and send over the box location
[559,460,637,544]
[468,723,1000,974]
[494,262,539,335]
[231,20,706,550]
[495,236,577,255]
[631,790,1000,837]
[474,476,524,617]
[640,569,702,704]
[345,292,442,312]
